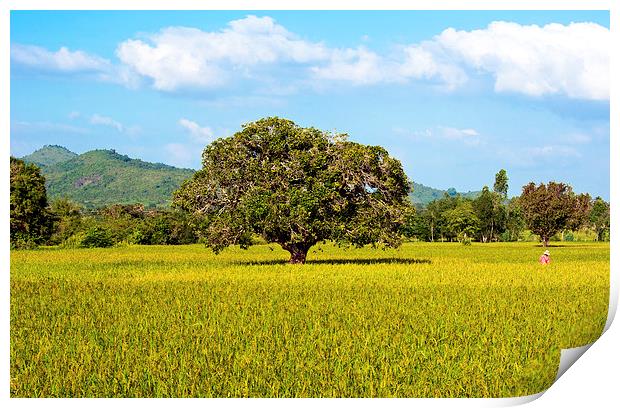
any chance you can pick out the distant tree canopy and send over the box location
[589,197,610,241]
[519,182,591,247]
[10,157,52,248]
[493,169,509,199]
[442,201,479,242]
[173,117,413,264]
[473,186,506,243]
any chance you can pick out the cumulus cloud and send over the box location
[116,15,330,92]
[12,17,609,101]
[397,45,468,90]
[311,47,386,85]
[179,118,214,143]
[420,21,609,100]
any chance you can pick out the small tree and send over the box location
[493,169,509,200]
[519,181,587,247]
[442,201,479,242]
[173,117,413,264]
[473,186,506,243]
[10,157,52,248]
[589,197,610,241]
[48,198,84,245]
[504,198,526,241]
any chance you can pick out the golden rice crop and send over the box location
[10,242,609,397]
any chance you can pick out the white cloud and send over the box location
[527,145,581,158]
[11,43,141,88]
[422,21,609,100]
[68,111,81,119]
[315,20,608,99]
[311,47,385,85]
[116,15,330,92]
[89,114,141,136]
[397,45,468,90]
[438,126,480,141]
[12,18,609,101]
[11,120,90,135]
[566,133,592,144]
[11,44,110,73]
[90,114,124,132]
[502,144,582,168]
[179,118,215,143]
[398,126,482,146]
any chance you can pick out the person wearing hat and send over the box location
[539,250,551,265]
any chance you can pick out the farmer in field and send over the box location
[539,250,551,265]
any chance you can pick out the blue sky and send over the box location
[10,10,610,199]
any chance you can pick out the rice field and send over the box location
[10,242,609,397]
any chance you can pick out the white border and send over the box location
[2,1,616,406]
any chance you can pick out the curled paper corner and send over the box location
[491,391,545,407]
[490,344,594,407]
[554,343,593,383]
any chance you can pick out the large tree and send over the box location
[173,117,413,263]
[10,157,52,248]
[518,181,590,247]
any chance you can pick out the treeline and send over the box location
[402,170,610,245]
[10,157,201,249]
[10,157,610,249]
[47,200,201,248]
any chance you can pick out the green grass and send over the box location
[10,242,609,397]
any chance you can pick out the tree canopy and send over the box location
[589,197,610,241]
[519,181,590,247]
[10,157,52,248]
[173,117,413,263]
[493,169,509,199]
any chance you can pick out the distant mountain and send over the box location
[409,182,480,206]
[22,146,195,209]
[21,145,77,167]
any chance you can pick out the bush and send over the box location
[60,232,87,249]
[81,226,114,248]
[10,232,40,250]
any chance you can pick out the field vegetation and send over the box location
[10,241,609,397]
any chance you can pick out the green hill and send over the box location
[409,182,480,206]
[22,147,195,209]
[21,145,77,167]
[21,145,479,209]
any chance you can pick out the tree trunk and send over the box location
[542,236,549,247]
[283,243,311,264]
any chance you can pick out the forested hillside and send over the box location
[22,146,194,209]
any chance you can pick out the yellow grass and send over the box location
[10,242,609,397]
